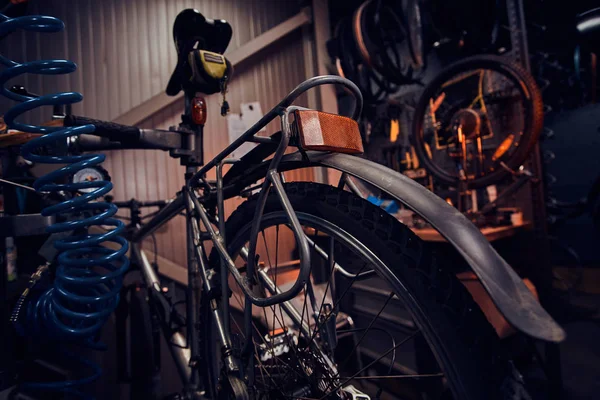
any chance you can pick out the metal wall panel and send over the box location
[0,0,314,268]
[0,0,300,121]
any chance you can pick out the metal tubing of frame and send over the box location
[245,176,273,289]
[216,159,239,338]
[184,190,201,389]
[247,136,277,144]
[338,172,365,198]
[242,175,272,356]
[132,243,161,292]
[186,190,239,375]
[131,194,185,243]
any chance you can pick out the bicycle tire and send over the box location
[411,55,544,188]
[204,182,530,400]
[333,17,394,105]
[352,0,423,85]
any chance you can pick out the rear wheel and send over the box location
[205,182,529,400]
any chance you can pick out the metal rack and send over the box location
[506,0,555,304]
[506,1,563,397]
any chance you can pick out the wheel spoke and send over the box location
[260,229,273,267]
[339,292,395,368]
[320,330,423,398]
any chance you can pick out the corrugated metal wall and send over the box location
[0,0,302,121]
[1,0,314,269]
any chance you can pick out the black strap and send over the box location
[64,115,141,145]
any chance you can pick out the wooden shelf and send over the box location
[411,221,533,243]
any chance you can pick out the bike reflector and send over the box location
[191,96,207,125]
[294,110,364,154]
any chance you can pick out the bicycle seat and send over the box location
[166,9,233,96]
[576,7,600,51]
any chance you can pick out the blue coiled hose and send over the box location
[0,11,128,396]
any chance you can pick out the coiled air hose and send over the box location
[0,10,128,397]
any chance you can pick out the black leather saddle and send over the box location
[577,7,600,52]
[166,9,233,96]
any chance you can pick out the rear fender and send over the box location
[222,151,565,342]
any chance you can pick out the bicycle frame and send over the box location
[121,75,364,393]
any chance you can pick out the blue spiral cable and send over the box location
[0,12,129,396]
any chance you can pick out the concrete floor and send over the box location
[559,320,600,399]
[524,292,600,400]
[2,286,598,399]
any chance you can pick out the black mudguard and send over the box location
[223,150,565,342]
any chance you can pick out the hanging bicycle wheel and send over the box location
[411,55,544,188]
[204,182,529,400]
[329,17,396,105]
[353,0,425,86]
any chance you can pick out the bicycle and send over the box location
[3,7,564,400]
